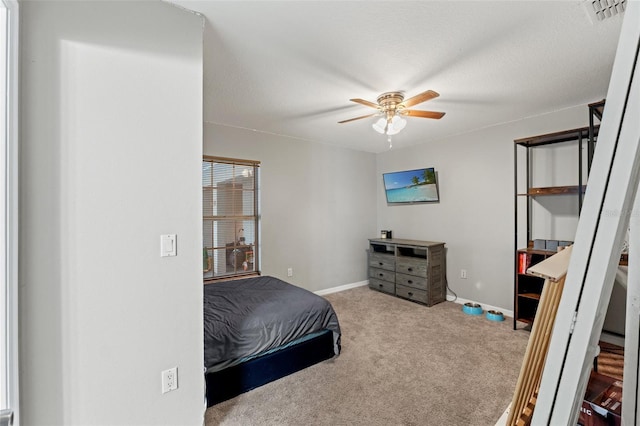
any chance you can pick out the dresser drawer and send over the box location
[395,284,427,304]
[395,273,427,290]
[396,260,427,277]
[369,267,394,283]
[368,277,395,295]
[368,254,395,271]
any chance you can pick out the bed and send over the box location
[203,275,341,406]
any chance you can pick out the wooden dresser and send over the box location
[368,238,446,306]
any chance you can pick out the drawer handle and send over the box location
[408,292,413,296]
[379,284,383,288]
[408,267,413,272]
[407,280,413,284]
[378,262,383,266]
[379,273,384,277]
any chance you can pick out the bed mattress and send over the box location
[203,275,341,373]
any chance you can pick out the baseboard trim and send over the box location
[314,280,369,296]
[447,295,514,318]
[315,282,513,318]
[495,403,510,426]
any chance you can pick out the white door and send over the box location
[1,1,18,425]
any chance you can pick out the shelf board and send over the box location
[516,317,534,325]
[589,100,605,121]
[514,125,598,147]
[517,248,556,256]
[518,248,628,265]
[517,185,586,196]
[519,293,541,301]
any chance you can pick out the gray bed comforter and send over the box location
[203,275,341,373]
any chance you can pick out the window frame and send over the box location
[202,155,260,282]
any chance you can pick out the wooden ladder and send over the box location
[506,247,571,426]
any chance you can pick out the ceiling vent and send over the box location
[584,0,626,22]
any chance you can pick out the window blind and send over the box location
[203,156,260,280]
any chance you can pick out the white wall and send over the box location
[20,2,204,424]
[526,139,590,243]
[204,124,377,292]
[376,105,591,311]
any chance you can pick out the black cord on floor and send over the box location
[445,275,457,302]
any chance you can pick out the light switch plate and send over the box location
[161,234,177,257]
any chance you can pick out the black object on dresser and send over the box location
[368,238,446,306]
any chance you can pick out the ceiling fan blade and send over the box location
[350,98,380,109]
[338,113,379,124]
[401,109,446,119]
[401,90,439,108]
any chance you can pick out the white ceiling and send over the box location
[171,1,624,153]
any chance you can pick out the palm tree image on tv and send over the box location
[423,168,436,184]
[383,167,439,203]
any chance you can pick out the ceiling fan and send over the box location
[338,90,445,136]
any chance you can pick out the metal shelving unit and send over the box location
[513,125,598,329]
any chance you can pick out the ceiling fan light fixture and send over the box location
[372,117,387,134]
[387,115,406,135]
[340,90,443,144]
[386,123,399,135]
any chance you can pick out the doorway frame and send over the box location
[1,0,19,424]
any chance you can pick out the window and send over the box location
[203,156,260,281]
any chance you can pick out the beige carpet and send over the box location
[205,286,530,426]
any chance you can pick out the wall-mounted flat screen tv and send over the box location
[383,167,439,204]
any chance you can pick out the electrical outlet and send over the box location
[460,269,467,279]
[162,367,178,394]
[287,267,293,277]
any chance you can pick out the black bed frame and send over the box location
[205,329,335,406]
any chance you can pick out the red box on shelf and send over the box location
[518,252,531,274]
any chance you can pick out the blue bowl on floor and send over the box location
[486,310,505,322]
[462,302,483,316]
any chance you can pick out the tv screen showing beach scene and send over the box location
[383,167,439,204]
